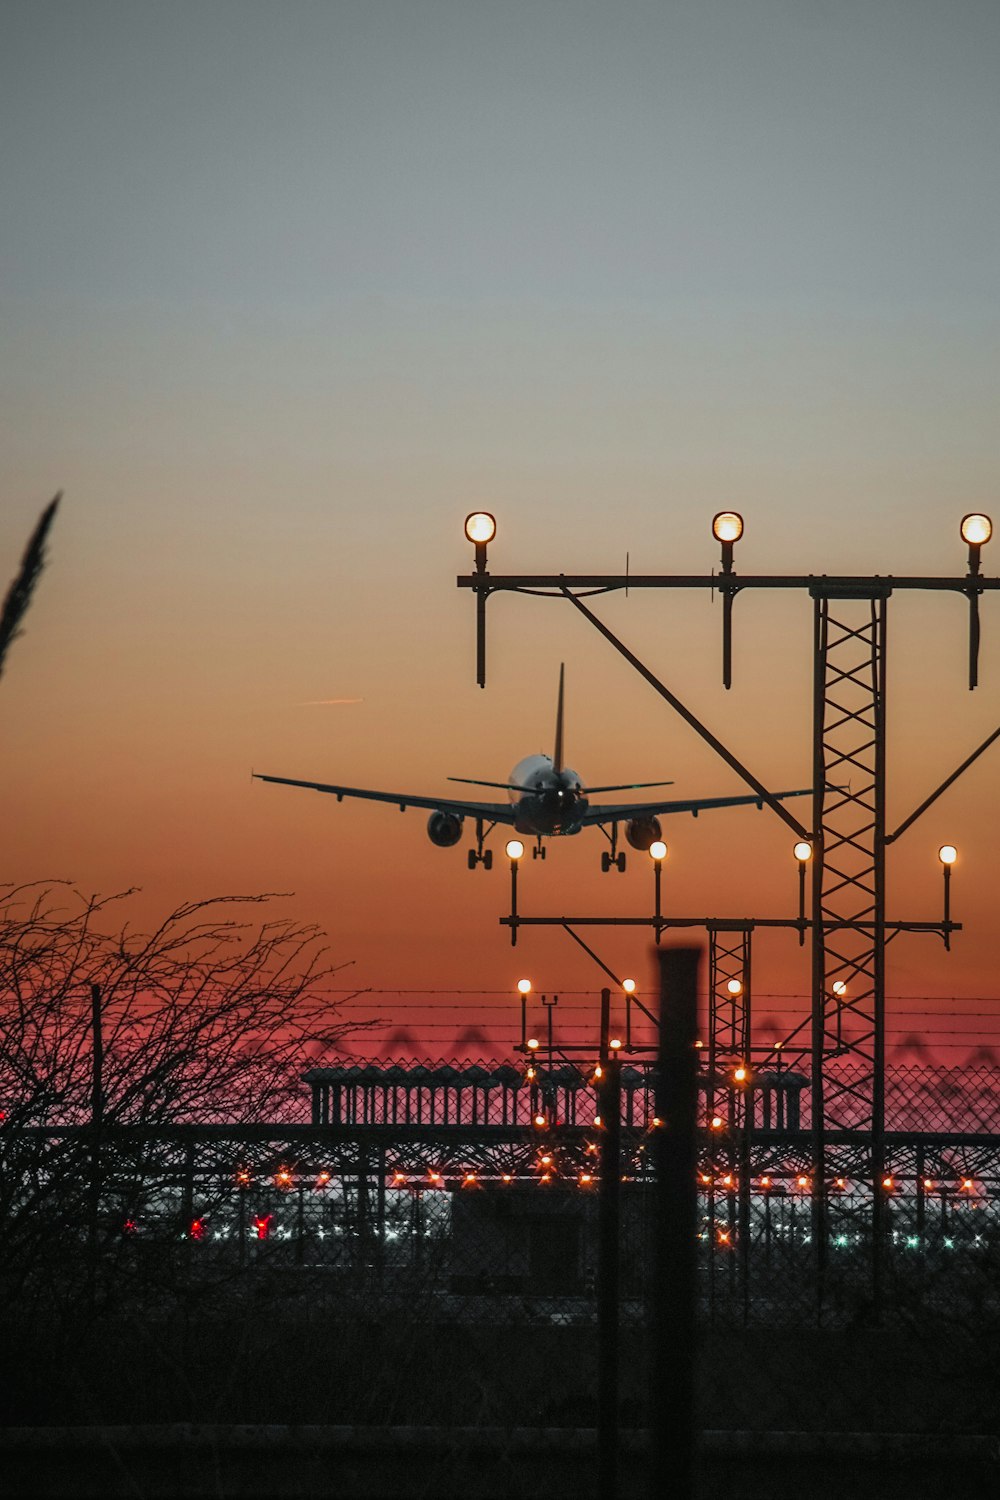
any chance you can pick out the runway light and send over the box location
[593,1063,603,1079]
[939,844,957,865]
[465,511,496,545]
[274,1167,293,1189]
[525,1064,537,1079]
[797,1175,809,1189]
[726,978,743,997]
[710,1115,724,1130]
[793,841,812,863]
[517,978,532,994]
[832,980,848,997]
[694,1039,704,1050]
[882,1175,894,1191]
[649,840,667,862]
[315,1170,331,1189]
[505,839,525,861]
[610,1038,623,1051]
[923,1178,935,1190]
[760,1175,771,1189]
[526,1037,540,1051]
[712,511,744,544]
[534,1113,547,1128]
[733,1064,748,1084]
[622,978,636,994]
[961,513,992,547]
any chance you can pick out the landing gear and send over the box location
[599,823,626,873]
[532,839,547,860]
[467,817,495,870]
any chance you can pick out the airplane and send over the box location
[253,665,810,872]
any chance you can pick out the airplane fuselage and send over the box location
[508,754,590,836]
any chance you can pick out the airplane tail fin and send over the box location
[553,663,565,772]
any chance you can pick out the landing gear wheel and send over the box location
[601,851,611,873]
[467,849,477,870]
[616,852,626,873]
[483,849,493,870]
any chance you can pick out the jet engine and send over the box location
[427,811,464,847]
[625,816,663,851]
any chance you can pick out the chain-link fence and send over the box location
[3,1062,999,1491]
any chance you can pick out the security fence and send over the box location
[2,1063,999,1469]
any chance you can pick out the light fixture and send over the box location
[960,513,992,547]
[505,839,524,861]
[517,978,532,994]
[622,978,636,994]
[465,511,496,545]
[726,978,743,997]
[938,844,957,866]
[793,841,812,863]
[649,840,667,862]
[832,979,847,997]
[712,512,744,544]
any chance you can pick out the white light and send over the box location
[961,513,992,547]
[726,978,743,996]
[505,839,525,860]
[465,511,497,544]
[939,844,958,866]
[517,978,532,994]
[793,841,812,863]
[712,511,744,544]
[649,840,667,862]
[832,979,847,997]
[622,978,636,994]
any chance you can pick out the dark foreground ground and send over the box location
[2,1425,997,1499]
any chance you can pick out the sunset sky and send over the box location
[3,1,1000,1063]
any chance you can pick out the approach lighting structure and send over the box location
[961,513,992,575]
[517,978,532,995]
[506,839,524,861]
[465,511,496,571]
[938,844,957,865]
[649,840,667,863]
[712,511,744,574]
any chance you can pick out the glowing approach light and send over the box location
[939,844,957,865]
[793,841,812,863]
[517,978,532,995]
[712,511,744,544]
[464,512,497,545]
[961,513,992,547]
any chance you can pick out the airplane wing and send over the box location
[253,773,517,824]
[579,788,811,824]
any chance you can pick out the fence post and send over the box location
[650,946,701,1500]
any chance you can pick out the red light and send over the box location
[123,1218,137,1235]
[190,1218,205,1241]
[254,1214,271,1240]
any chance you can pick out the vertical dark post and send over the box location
[943,862,952,951]
[597,987,621,1500]
[738,1078,752,1327]
[722,586,734,690]
[915,1146,926,1241]
[810,597,827,1322]
[509,857,518,946]
[88,983,104,1304]
[872,596,888,1322]
[295,1182,305,1266]
[651,946,701,1500]
[376,1146,387,1285]
[475,585,487,689]
[357,1140,369,1282]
